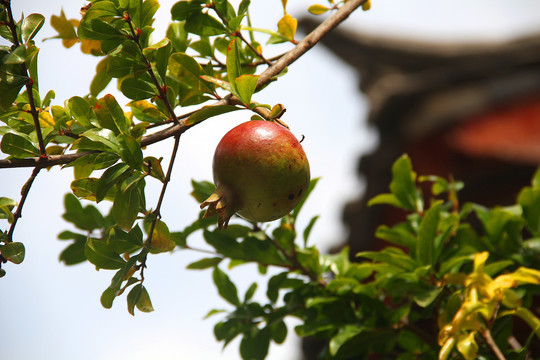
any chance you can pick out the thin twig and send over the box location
[6,167,42,242]
[482,328,506,360]
[139,131,181,277]
[256,0,367,88]
[236,30,273,66]
[209,2,273,66]
[4,0,46,155]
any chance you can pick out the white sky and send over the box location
[2,1,540,360]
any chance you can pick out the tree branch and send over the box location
[6,166,42,243]
[482,328,506,360]
[0,0,364,169]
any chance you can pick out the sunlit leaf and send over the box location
[308,4,329,15]
[1,132,41,158]
[94,94,130,134]
[235,74,258,105]
[22,13,45,43]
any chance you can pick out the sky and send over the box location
[2,1,540,360]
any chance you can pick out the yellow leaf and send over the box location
[308,4,329,15]
[277,14,297,42]
[46,145,65,156]
[281,0,288,12]
[504,267,540,285]
[62,38,79,49]
[438,337,455,360]
[456,332,478,360]
[80,39,103,56]
[473,251,489,274]
[39,111,55,127]
[362,0,372,11]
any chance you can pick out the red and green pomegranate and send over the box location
[201,120,311,228]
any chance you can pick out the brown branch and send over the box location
[482,328,506,360]
[0,0,364,170]
[6,166,42,243]
[139,133,181,278]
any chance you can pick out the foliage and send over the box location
[1,1,540,359]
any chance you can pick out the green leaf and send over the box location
[117,133,143,170]
[0,242,25,264]
[70,177,100,200]
[518,186,540,235]
[62,193,104,231]
[303,215,319,247]
[59,236,87,265]
[389,154,420,211]
[0,197,16,223]
[120,77,156,100]
[147,219,175,253]
[199,75,233,93]
[185,104,240,126]
[94,94,130,134]
[22,13,45,43]
[145,38,171,82]
[357,247,417,271]
[91,57,113,97]
[244,282,257,302]
[85,238,126,270]
[63,152,119,172]
[329,325,364,356]
[101,283,121,309]
[79,17,124,42]
[416,201,441,266]
[368,193,402,208]
[1,132,41,157]
[143,156,165,182]
[190,180,215,202]
[96,163,130,202]
[136,285,154,313]
[240,326,270,360]
[4,45,27,65]
[184,12,226,36]
[83,1,119,20]
[112,183,141,231]
[212,266,240,306]
[168,52,212,92]
[413,286,443,307]
[270,320,287,344]
[127,283,143,316]
[187,257,223,269]
[80,128,120,153]
[171,1,204,21]
[129,100,169,123]
[374,224,416,250]
[235,74,258,105]
[226,39,241,93]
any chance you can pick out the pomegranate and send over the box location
[201,120,310,229]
